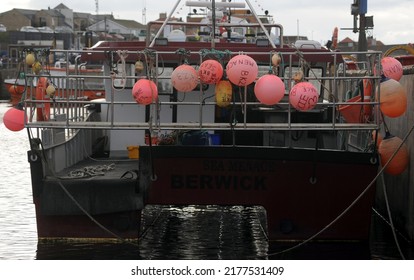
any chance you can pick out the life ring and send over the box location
[36,77,51,121]
[362,78,373,117]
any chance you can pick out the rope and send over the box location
[63,163,115,179]
[378,165,406,259]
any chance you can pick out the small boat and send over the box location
[5,0,409,249]
[4,59,105,106]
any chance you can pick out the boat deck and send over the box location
[38,158,142,216]
[51,157,139,181]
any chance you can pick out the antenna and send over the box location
[142,0,147,24]
[95,0,99,14]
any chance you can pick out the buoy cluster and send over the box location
[132,53,317,111]
[375,57,409,176]
[4,52,55,132]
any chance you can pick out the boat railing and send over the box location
[21,48,382,150]
[146,21,283,48]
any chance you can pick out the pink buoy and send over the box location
[226,54,258,86]
[381,57,403,81]
[289,82,319,111]
[199,60,223,84]
[254,74,285,105]
[171,64,199,92]
[3,107,26,132]
[132,79,158,105]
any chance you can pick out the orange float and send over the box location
[377,78,407,118]
[378,133,409,175]
[36,77,51,121]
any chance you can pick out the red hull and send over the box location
[34,200,141,241]
[141,146,378,241]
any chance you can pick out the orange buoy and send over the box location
[378,133,409,175]
[377,78,407,118]
[36,77,51,121]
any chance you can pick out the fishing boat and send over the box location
[4,59,105,106]
[5,0,409,247]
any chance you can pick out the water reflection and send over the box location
[36,205,269,260]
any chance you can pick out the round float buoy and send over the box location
[226,54,258,86]
[293,69,304,83]
[271,53,281,66]
[46,84,56,96]
[171,64,199,92]
[254,74,285,105]
[381,57,403,81]
[135,61,144,73]
[32,61,42,75]
[377,78,407,118]
[289,82,319,111]
[132,79,158,105]
[199,60,223,84]
[379,133,409,175]
[215,80,232,107]
[3,107,26,132]
[25,53,35,66]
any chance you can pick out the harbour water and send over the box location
[0,102,413,260]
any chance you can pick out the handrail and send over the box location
[146,21,283,47]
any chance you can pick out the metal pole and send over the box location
[149,0,183,47]
[244,0,276,48]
